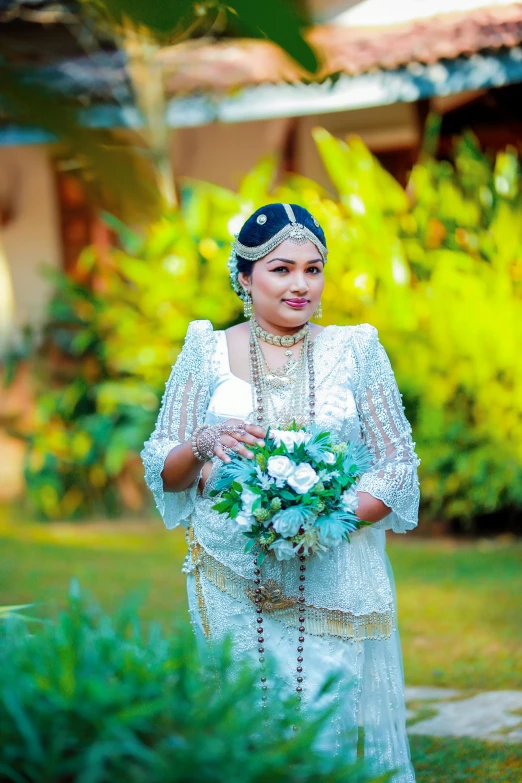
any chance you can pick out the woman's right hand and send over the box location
[198,419,266,464]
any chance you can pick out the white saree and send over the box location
[141,319,421,782]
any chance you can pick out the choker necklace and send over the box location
[252,317,309,349]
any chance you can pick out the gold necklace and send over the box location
[260,339,306,389]
[249,318,316,429]
[252,318,309,352]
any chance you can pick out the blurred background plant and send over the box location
[4,123,521,531]
[0,579,378,783]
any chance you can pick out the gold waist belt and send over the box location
[187,526,395,643]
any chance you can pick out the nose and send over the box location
[290,271,309,295]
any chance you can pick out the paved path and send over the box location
[405,686,522,743]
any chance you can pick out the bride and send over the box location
[141,203,421,781]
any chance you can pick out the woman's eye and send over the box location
[272,267,321,273]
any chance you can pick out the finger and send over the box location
[221,434,255,459]
[214,443,232,463]
[236,432,265,447]
[241,424,266,445]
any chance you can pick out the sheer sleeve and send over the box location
[353,324,421,534]
[140,320,215,529]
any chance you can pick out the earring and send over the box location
[312,299,322,319]
[243,290,253,319]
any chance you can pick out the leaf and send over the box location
[231,480,243,493]
[230,503,240,519]
[244,539,257,553]
[211,501,230,514]
[257,549,266,566]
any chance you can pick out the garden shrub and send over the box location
[0,582,377,783]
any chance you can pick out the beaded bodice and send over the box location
[141,319,421,634]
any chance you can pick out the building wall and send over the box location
[172,117,293,190]
[0,145,62,336]
[171,104,419,193]
[296,103,420,190]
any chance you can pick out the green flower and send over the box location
[313,481,325,494]
[256,454,266,469]
[259,529,276,545]
[270,497,282,511]
[254,507,271,522]
[317,499,326,512]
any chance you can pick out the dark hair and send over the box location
[235,203,327,279]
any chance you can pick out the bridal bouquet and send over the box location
[209,422,373,563]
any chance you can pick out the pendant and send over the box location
[285,349,293,357]
[265,374,293,388]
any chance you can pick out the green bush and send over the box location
[0,582,377,783]
[6,122,522,525]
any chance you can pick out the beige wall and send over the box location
[171,104,418,193]
[0,145,62,337]
[172,117,293,190]
[296,103,420,191]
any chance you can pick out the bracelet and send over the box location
[194,421,248,462]
[191,424,209,461]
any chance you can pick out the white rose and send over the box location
[271,509,301,538]
[340,486,360,514]
[287,463,319,495]
[269,429,311,451]
[268,538,297,561]
[235,512,255,532]
[240,487,259,515]
[322,452,336,464]
[267,455,294,481]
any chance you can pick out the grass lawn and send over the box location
[1,515,521,783]
[1,517,521,691]
[409,735,522,783]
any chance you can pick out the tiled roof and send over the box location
[158,3,522,95]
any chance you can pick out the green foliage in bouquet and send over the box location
[7,120,522,525]
[0,581,381,783]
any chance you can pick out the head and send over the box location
[229,203,327,331]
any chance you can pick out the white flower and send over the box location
[268,538,297,561]
[269,429,311,451]
[322,452,336,464]
[235,512,255,532]
[271,509,301,538]
[267,455,294,481]
[340,486,360,514]
[240,487,259,515]
[287,463,320,495]
[255,464,274,490]
[317,517,345,548]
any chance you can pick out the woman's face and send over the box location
[238,238,325,331]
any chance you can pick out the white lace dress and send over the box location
[141,319,421,782]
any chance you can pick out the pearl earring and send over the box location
[243,290,253,319]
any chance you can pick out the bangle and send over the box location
[191,424,209,461]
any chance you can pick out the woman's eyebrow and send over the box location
[265,257,324,265]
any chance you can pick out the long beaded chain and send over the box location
[249,319,316,429]
[248,316,317,717]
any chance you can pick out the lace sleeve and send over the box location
[140,320,215,529]
[353,324,421,533]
